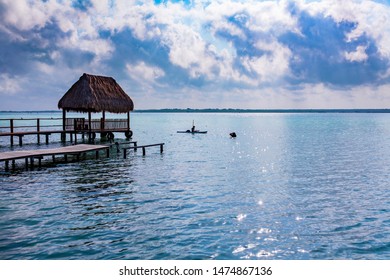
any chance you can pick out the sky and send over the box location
[1,0,390,110]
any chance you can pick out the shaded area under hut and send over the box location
[58,73,134,141]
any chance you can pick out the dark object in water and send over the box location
[230,132,237,138]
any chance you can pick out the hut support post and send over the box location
[127,112,130,131]
[61,110,66,142]
[10,119,14,146]
[88,111,92,143]
[101,111,106,130]
[37,119,40,144]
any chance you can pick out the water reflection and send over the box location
[1,113,390,259]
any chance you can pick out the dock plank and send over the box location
[0,144,109,162]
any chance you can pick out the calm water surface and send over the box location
[1,112,390,259]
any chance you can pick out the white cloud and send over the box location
[126,62,165,84]
[87,0,298,84]
[134,82,390,110]
[0,0,299,87]
[59,35,114,61]
[345,45,368,62]
[254,40,292,82]
[1,0,49,31]
[247,0,299,35]
[0,74,23,95]
[287,83,390,109]
[162,23,222,80]
[302,0,390,58]
[0,0,115,60]
[1,0,390,110]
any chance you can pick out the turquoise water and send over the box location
[1,112,390,259]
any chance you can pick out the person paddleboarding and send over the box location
[191,120,196,132]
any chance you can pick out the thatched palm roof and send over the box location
[58,73,134,113]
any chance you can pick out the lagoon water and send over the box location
[1,112,390,259]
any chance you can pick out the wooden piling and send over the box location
[10,119,14,146]
[61,109,66,142]
[37,119,40,144]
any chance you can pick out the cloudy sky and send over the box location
[1,0,390,110]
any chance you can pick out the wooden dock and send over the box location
[123,143,164,158]
[1,142,166,172]
[0,144,110,171]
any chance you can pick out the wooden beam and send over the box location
[61,109,66,142]
[18,135,23,146]
[123,143,165,158]
[88,111,92,142]
[102,111,106,130]
[37,119,40,144]
[10,119,14,146]
[127,111,130,130]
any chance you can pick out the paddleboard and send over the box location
[177,130,207,134]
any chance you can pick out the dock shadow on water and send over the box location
[1,112,390,259]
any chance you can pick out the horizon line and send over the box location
[1,108,390,113]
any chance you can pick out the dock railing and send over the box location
[0,118,129,134]
[0,117,63,134]
[0,117,131,146]
[0,117,63,145]
[65,118,128,131]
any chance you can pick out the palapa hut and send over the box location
[58,73,134,141]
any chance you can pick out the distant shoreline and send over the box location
[134,108,390,113]
[1,109,390,113]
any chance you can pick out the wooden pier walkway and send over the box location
[1,142,165,172]
[0,144,109,171]
[123,143,164,158]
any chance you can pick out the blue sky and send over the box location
[1,0,390,110]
